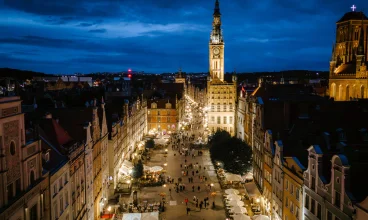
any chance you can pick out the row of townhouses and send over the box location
[0,95,147,220]
[236,81,368,220]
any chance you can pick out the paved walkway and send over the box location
[160,146,226,220]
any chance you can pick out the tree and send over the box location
[132,160,144,179]
[209,130,252,175]
[145,139,155,149]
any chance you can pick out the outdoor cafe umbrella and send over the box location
[233,214,251,220]
[252,215,270,220]
[231,206,247,214]
[227,200,244,207]
[226,194,241,201]
[150,166,163,172]
[225,188,240,195]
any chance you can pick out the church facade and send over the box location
[329,10,368,101]
[207,0,237,136]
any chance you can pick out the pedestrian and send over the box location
[198,186,200,192]
[186,207,190,215]
[204,200,207,208]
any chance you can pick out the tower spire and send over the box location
[214,0,221,15]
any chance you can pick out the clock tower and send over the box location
[209,0,224,81]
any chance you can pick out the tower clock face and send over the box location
[213,48,220,55]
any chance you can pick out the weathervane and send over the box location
[351,4,357,12]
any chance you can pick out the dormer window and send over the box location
[45,152,50,162]
[151,103,157,109]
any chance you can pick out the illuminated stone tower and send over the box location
[329,6,368,101]
[209,0,225,81]
[206,0,237,136]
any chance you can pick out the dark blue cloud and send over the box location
[0,0,367,73]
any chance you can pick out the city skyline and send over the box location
[1,0,367,74]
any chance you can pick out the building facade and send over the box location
[283,157,305,220]
[329,10,368,101]
[236,88,246,140]
[206,0,237,136]
[148,99,179,134]
[0,96,48,220]
[272,140,284,220]
[263,130,274,218]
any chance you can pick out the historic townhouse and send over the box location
[263,130,274,218]
[0,96,48,220]
[272,140,284,220]
[147,99,179,135]
[236,88,246,141]
[100,99,109,208]
[283,157,305,220]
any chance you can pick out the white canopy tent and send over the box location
[226,194,242,201]
[233,214,251,220]
[150,166,163,172]
[225,173,243,182]
[231,206,248,214]
[225,188,240,195]
[227,200,244,207]
[252,215,270,220]
[122,212,159,220]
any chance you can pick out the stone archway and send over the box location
[346,85,350,100]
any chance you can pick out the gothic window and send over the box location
[10,141,16,155]
[151,103,157,109]
[165,103,172,109]
[217,116,221,124]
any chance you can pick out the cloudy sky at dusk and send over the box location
[1,0,367,74]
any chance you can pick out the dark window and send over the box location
[311,199,315,214]
[30,204,38,220]
[335,191,341,207]
[15,178,21,195]
[305,195,309,210]
[317,203,322,219]
[30,170,36,186]
[327,211,333,220]
[7,183,13,201]
[311,176,316,190]
[10,141,16,155]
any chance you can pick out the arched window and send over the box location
[151,103,157,109]
[330,83,336,98]
[10,141,16,156]
[165,103,172,109]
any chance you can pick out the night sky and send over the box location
[1,0,367,74]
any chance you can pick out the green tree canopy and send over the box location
[209,130,252,174]
[145,139,155,149]
[132,160,144,179]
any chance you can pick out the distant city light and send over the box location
[128,69,132,72]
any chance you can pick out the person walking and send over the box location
[186,207,190,215]
[198,186,200,192]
